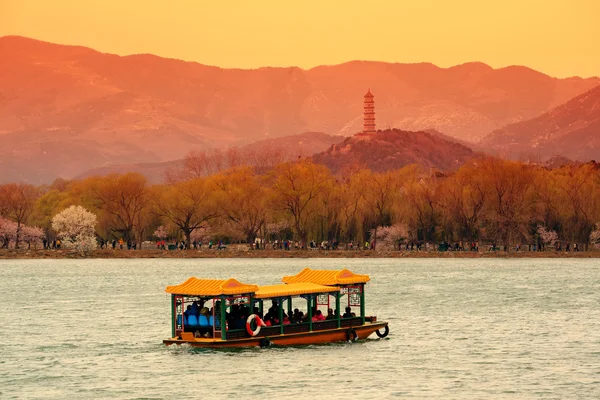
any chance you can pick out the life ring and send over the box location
[375,325,389,338]
[246,314,266,337]
[346,328,358,342]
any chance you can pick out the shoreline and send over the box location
[1,248,599,259]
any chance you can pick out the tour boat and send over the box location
[163,268,389,348]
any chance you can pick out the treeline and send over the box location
[1,157,600,250]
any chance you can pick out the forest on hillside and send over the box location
[1,156,600,251]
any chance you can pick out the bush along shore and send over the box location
[1,247,599,259]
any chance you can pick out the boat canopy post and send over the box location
[360,284,365,323]
[171,294,176,337]
[335,292,341,328]
[174,295,184,337]
[212,297,216,338]
[287,296,292,317]
[279,298,284,335]
[307,295,313,331]
[220,295,227,340]
[248,294,255,334]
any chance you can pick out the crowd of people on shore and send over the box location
[15,236,591,253]
[96,237,137,250]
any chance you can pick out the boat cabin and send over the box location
[282,268,372,322]
[164,269,388,347]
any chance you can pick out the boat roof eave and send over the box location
[254,282,339,299]
[281,268,370,285]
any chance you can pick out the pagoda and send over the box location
[363,89,376,133]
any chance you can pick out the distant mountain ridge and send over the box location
[481,84,600,161]
[75,132,343,183]
[1,35,599,183]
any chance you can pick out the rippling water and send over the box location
[1,258,599,399]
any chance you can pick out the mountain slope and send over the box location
[1,35,599,183]
[75,132,343,183]
[312,129,478,173]
[481,85,600,161]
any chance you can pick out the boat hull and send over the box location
[163,321,388,348]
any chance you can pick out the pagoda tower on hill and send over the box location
[363,89,376,133]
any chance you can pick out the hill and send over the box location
[311,129,478,173]
[75,132,343,183]
[481,85,600,161]
[1,35,599,183]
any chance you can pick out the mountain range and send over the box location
[75,132,344,183]
[481,84,600,161]
[1,35,599,183]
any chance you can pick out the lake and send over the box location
[0,258,599,399]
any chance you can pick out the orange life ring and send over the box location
[246,314,266,336]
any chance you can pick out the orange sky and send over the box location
[2,0,599,78]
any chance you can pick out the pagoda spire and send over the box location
[363,89,375,133]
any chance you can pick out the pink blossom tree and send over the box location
[190,225,212,243]
[369,224,409,250]
[266,221,290,239]
[537,225,558,247]
[0,217,18,248]
[590,223,600,250]
[21,225,44,249]
[153,225,168,240]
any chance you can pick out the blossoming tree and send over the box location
[369,224,409,251]
[153,225,168,240]
[537,225,559,248]
[21,225,44,249]
[51,205,98,251]
[0,217,17,248]
[590,224,600,250]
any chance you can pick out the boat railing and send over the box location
[340,317,364,328]
[224,317,365,340]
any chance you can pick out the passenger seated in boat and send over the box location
[290,309,298,323]
[282,312,291,325]
[191,301,201,317]
[240,305,250,320]
[265,310,281,326]
[312,310,326,322]
[263,312,275,326]
[210,301,222,328]
[326,308,336,320]
[292,308,304,323]
[228,304,239,327]
[187,313,200,327]
[342,307,356,318]
[233,308,247,330]
[199,307,211,328]
[268,300,280,317]
[184,305,193,320]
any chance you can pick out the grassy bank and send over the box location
[1,247,599,259]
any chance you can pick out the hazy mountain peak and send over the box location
[482,84,600,161]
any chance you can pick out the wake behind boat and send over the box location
[163,268,389,348]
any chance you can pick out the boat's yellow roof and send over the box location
[282,268,370,285]
[165,277,259,296]
[254,282,339,299]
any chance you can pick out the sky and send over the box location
[1,0,599,78]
